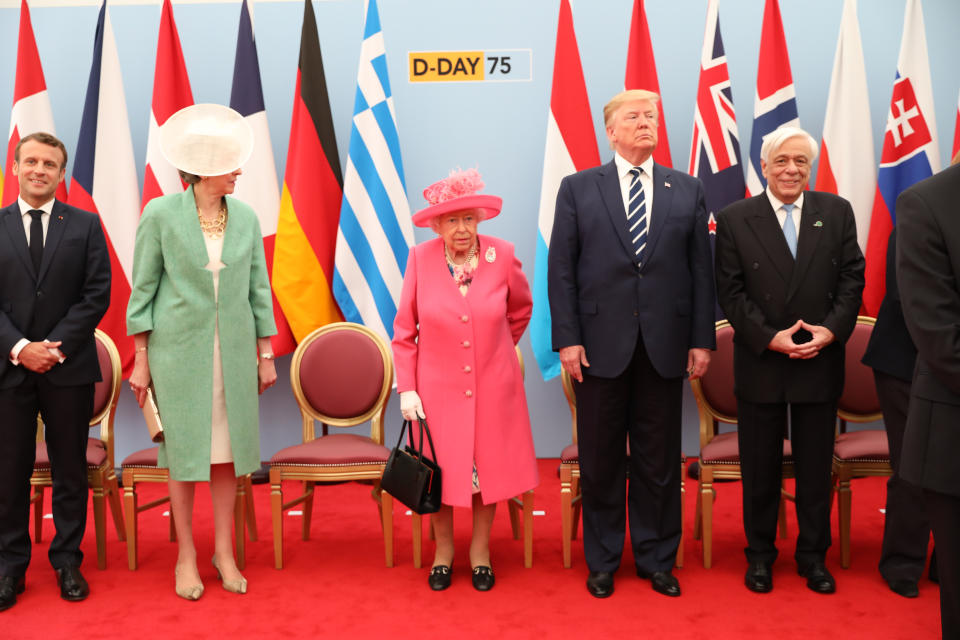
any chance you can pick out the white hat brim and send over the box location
[160,103,254,177]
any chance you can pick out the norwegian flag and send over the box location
[142,0,193,210]
[2,0,68,207]
[624,0,672,167]
[689,0,745,319]
[69,1,140,377]
[862,0,939,315]
[745,0,799,197]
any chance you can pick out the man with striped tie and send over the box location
[549,89,715,598]
[714,126,864,595]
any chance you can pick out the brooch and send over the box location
[813,220,823,228]
[664,181,671,188]
[485,246,496,263]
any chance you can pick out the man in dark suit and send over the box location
[0,132,110,611]
[861,228,933,599]
[715,126,864,595]
[896,161,960,639]
[549,89,715,598]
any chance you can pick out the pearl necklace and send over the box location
[198,204,227,239]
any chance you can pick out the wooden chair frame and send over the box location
[270,322,394,569]
[30,329,125,569]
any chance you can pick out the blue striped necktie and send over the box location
[627,167,648,264]
[782,203,797,258]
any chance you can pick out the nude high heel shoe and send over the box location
[174,566,204,601]
[212,556,247,594]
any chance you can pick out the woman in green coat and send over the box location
[127,105,277,600]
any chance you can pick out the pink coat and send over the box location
[392,235,538,507]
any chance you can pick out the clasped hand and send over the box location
[768,319,835,359]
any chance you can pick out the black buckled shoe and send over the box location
[0,575,25,612]
[471,566,495,591]
[56,566,89,602]
[428,565,452,591]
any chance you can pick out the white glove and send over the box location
[400,390,426,421]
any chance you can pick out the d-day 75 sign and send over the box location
[408,50,532,83]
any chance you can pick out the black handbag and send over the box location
[381,418,442,514]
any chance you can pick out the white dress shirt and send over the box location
[614,152,655,231]
[765,187,804,237]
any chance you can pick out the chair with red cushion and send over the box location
[690,320,793,568]
[269,322,395,569]
[30,329,125,569]
[832,315,889,568]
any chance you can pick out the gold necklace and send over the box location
[198,204,227,239]
[445,242,478,267]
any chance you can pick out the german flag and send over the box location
[272,0,343,341]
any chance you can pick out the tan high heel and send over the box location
[174,566,204,601]
[212,556,247,594]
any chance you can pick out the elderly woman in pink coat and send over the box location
[392,169,538,592]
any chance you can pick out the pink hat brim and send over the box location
[412,195,502,228]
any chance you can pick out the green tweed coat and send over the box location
[127,187,276,480]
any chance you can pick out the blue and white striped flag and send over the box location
[333,0,413,341]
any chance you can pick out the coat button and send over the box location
[827,292,834,299]
[463,365,472,373]
[764,293,771,301]
[633,310,639,317]
[36,290,43,297]
[462,340,471,348]
[752,262,759,270]
[464,390,473,397]
[461,315,469,322]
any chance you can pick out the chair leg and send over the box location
[301,481,314,541]
[234,476,246,571]
[701,474,714,569]
[560,465,573,569]
[507,497,521,540]
[270,473,284,570]
[32,487,44,543]
[243,475,257,541]
[837,470,852,569]
[522,490,533,569]
[123,477,138,571]
[106,473,126,541]
[92,480,107,570]
[693,481,703,541]
[676,461,684,569]
[378,485,394,568]
[412,513,423,569]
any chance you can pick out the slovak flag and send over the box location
[69,1,141,376]
[862,0,939,315]
[745,0,799,197]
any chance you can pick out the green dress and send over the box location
[127,187,276,480]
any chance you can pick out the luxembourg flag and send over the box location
[813,0,875,256]
[529,0,601,380]
[3,0,68,206]
[862,0,939,315]
[745,0,799,197]
[69,1,140,376]
[229,0,295,356]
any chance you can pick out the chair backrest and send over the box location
[290,322,394,444]
[837,315,882,424]
[560,369,577,445]
[689,320,738,450]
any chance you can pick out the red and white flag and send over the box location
[624,0,671,167]
[814,0,875,255]
[142,0,193,210]
[952,88,960,162]
[69,1,141,376]
[3,0,67,206]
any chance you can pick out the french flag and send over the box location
[229,0,296,357]
[69,0,140,376]
[862,0,939,315]
[745,0,799,197]
[142,0,193,210]
[2,0,68,206]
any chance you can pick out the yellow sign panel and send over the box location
[409,51,485,82]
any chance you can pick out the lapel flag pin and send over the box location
[813,220,823,227]
[664,182,671,188]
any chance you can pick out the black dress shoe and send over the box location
[55,566,89,602]
[428,565,451,591]
[889,579,919,598]
[471,566,495,591]
[798,562,835,594]
[0,576,25,612]
[637,569,681,597]
[586,571,614,598]
[745,562,773,593]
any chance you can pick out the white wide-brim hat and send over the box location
[160,103,253,177]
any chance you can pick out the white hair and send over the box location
[760,126,818,164]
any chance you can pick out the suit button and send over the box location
[638,273,644,279]
[461,315,469,323]
[36,290,42,297]
[633,310,639,317]
[831,258,838,266]
[464,365,472,373]
[764,293,771,301]
[827,292,834,299]
[752,262,760,270]
[462,341,471,348]
[464,390,473,397]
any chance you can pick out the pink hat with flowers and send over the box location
[412,168,502,228]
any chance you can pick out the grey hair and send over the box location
[760,126,818,165]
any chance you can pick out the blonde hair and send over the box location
[760,126,818,165]
[603,89,660,127]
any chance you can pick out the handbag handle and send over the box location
[394,417,438,462]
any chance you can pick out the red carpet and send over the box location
[6,459,939,639]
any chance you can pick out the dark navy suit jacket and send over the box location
[548,159,716,379]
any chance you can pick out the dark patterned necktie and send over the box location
[627,167,648,265]
[29,210,44,273]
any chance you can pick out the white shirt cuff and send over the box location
[9,338,29,365]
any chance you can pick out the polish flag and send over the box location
[814,0,875,256]
[3,0,68,206]
[624,0,672,167]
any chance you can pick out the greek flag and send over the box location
[333,0,413,341]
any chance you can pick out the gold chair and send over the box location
[121,447,257,570]
[832,315,889,569]
[30,329,125,570]
[558,370,685,569]
[269,322,394,569]
[690,320,793,568]
[411,346,534,569]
